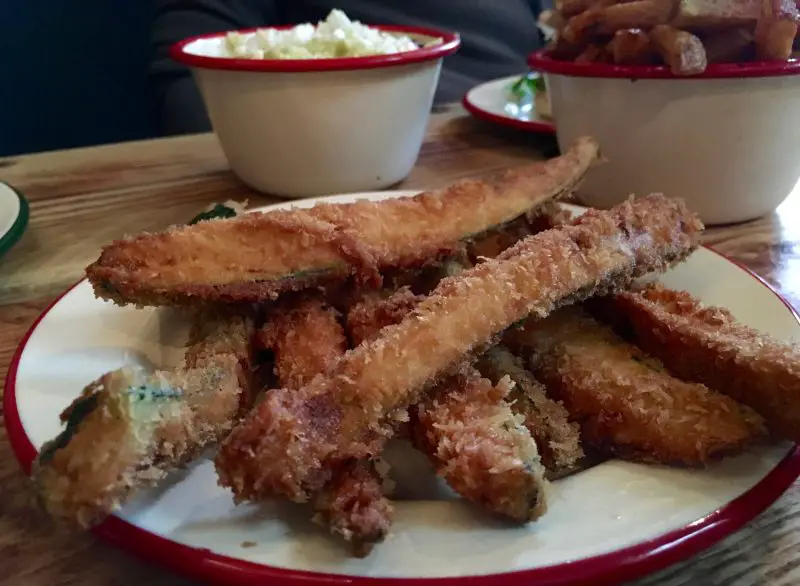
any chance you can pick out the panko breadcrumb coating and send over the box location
[260,296,347,390]
[507,307,766,465]
[477,346,584,478]
[312,460,394,558]
[34,310,255,526]
[86,137,600,307]
[215,195,702,504]
[259,295,393,556]
[606,283,800,442]
[412,366,547,522]
[345,287,424,348]
[346,288,547,522]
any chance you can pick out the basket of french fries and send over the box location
[528,0,800,225]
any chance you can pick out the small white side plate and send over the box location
[463,75,556,134]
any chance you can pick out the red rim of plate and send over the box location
[527,50,800,80]
[171,25,460,73]
[461,81,556,135]
[4,247,800,586]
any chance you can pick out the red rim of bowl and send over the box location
[4,246,800,586]
[528,50,800,79]
[170,24,460,73]
[461,84,556,135]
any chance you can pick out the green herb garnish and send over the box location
[188,203,239,225]
[508,73,546,104]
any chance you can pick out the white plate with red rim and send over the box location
[5,191,800,586]
[0,182,29,258]
[462,75,556,135]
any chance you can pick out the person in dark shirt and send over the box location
[150,0,548,136]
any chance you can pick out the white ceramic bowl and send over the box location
[171,26,460,198]
[528,52,800,225]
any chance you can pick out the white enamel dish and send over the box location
[171,27,460,199]
[527,52,800,225]
[462,75,556,135]
[4,192,800,586]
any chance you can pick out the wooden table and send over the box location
[1,105,799,586]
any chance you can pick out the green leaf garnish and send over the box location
[508,73,546,104]
[188,203,240,225]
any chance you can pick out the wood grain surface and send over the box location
[1,104,799,586]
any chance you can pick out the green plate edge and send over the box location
[0,182,29,259]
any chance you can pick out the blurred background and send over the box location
[0,1,157,157]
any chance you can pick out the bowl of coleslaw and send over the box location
[171,10,461,198]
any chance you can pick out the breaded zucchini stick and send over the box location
[468,201,574,262]
[345,287,424,349]
[476,347,584,478]
[215,195,702,503]
[86,138,600,307]
[606,283,800,442]
[34,311,255,526]
[183,308,257,407]
[415,222,581,481]
[313,460,393,557]
[347,289,547,522]
[260,296,348,390]
[506,308,766,466]
[467,215,535,262]
[411,366,547,522]
[259,295,393,557]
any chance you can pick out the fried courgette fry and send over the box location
[260,296,347,391]
[259,295,392,557]
[412,365,547,522]
[215,195,702,504]
[476,347,584,478]
[605,284,800,442]
[313,460,394,557]
[34,311,255,526]
[87,138,601,307]
[507,307,766,465]
[346,289,547,522]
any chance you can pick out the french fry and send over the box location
[608,28,657,63]
[576,43,615,62]
[538,10,567,38]
[702,27,755,63]
[563,6,607,43]
[672,0,760,30]
[545,36,588,60]
[558,0,603,18]
[597,0,677,34]
[562,0,624,43]
[755,17,798,59]
[650,25,708,74]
